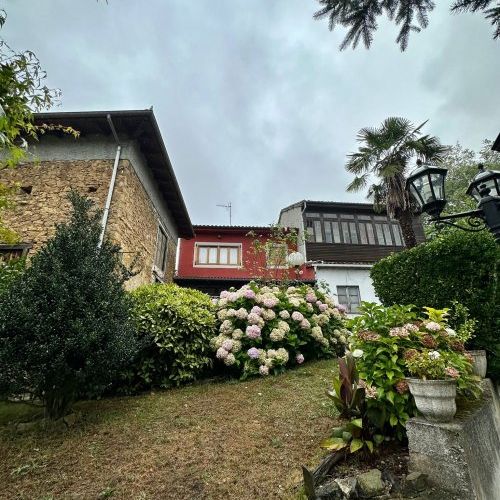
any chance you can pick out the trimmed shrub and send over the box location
[370,230,499,377]
[211,282,348,378]
[125,283,216,391]
[0,192,137,419]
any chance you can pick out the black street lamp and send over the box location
[406,135,500,242]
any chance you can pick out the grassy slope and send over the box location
[0,359,339,500]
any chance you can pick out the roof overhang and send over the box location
[33,110,194,238]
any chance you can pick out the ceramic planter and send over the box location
[407,378,457,423]
[466,350,487,378]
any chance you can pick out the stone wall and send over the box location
[107,160,177,289]
[0,159,177,288]
[0,160,112,253]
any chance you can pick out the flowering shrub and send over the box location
[211,282,347,378]
[348,303,481,439]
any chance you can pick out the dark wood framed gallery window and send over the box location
[195,244,242,267]
[306,212,403,247]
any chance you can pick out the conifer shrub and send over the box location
[0,192,137,419]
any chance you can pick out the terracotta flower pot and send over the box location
[407,378,457,423]
[466,350,487,378]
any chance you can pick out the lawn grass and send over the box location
[0,359,339,500]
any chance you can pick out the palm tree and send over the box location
[346,117,448,248]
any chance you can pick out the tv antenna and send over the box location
[217,202,232,225]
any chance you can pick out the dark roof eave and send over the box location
[34,110,194,238]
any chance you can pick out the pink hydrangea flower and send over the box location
[259,365,269,376]
[243,289,256,299]
[319,304,328,312]
[263,297,278,308]
[296,353,305,364]
[291,311,304,322]
[300,318,311,330]
[306,292,317,303]
[246,325,261,339]
[247,312,261,325]
[425,321,441,332]
[251,306,263,316]
[445,366,460,379]
[247,347,260,359]
[216,347,229,359]
[336,304,347,313]
[222,339,233,351]
[220,290,230,299]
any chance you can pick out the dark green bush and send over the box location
[0,192,137,419]
[371,230,499,377]
[0,257,25,297]
[124,283,216,391]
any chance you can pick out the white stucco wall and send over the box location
[315,265,379,311]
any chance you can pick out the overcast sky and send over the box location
[4,1,500,225]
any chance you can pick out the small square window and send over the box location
[337,285,361,313]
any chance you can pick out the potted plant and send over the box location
[405,350,459,423]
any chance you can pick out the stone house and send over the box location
[0,109,193,289]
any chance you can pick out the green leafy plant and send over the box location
[370,230,499,378]
[405,350,449,380]
[0,192,137,419]
[348,303,417,439]
[348,302,482,439]
[321,417,383,455]
[327,352,365,419]
[125,283,217,391]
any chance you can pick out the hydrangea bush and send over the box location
[347,303,481,439]
[211,282,348,378]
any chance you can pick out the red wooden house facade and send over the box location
[175,225,315,296]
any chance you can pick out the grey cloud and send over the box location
[4,0,498,225]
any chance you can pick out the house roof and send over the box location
[34,109,194,238]
[279,199,383,216]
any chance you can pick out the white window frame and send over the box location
[193,242,242,268]
[337,285,361,313]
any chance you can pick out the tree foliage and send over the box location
[346,117,447,247]
[0,9,76,243]
[314,1,500,51]
[0,192,137,419]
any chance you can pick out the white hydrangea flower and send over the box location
[270,328,285,342]
[232,329,244,340]
[279,310,290,320]
[352,349,364,358]
[224,353,236,366]
[428,350,441,360]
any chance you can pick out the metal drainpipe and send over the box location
[98,114,121,248]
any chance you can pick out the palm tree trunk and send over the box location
[397,210,418,248]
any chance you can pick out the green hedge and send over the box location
[371,230,499,377]
[124,283,217,391]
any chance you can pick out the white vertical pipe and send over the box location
[98,144,121,248]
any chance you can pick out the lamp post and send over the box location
[286,251,306,281]
[406,148,500,242]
